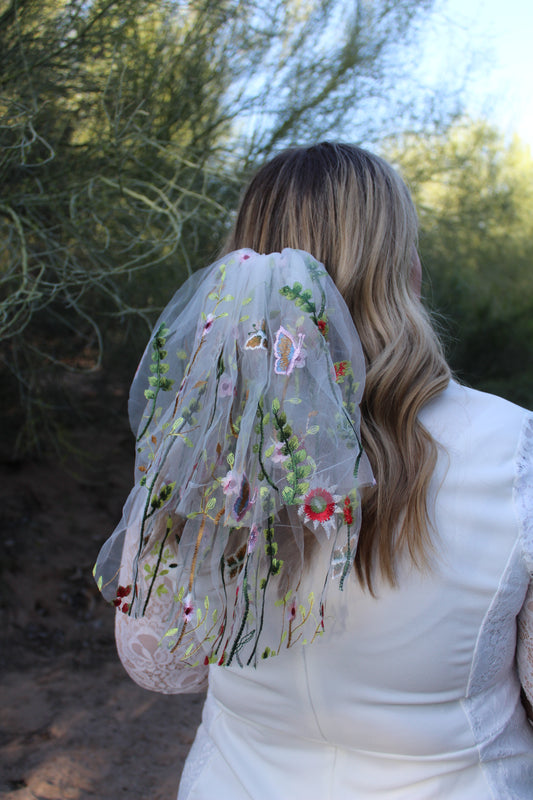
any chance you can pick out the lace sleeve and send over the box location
[114,522,208,695]
[517,582,533,719]
[515,414,533,719]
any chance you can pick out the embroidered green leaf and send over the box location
[239,315,250,322]
[307,425,320,435]
[271,397,280,413]
[242,296,252,306]
[156,584,168,597]
[264,444,275,458]
[207,291,219,300]
[282,486,295,504]
[223,294,234,302]
[271,558,283,574]
[177,349,188,359]
[287,397,302,404]
[227,452,235,467]
[287,435,299,452]
[206,497,216,510]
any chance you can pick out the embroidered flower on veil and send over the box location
[299,485,343,537]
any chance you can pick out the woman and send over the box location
[95,143,533,798]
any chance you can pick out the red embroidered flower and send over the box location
[334,361,348,381]
[317,318,327,336]
[113,585,132,612]
[287,598,297,622]
[299,485,342,537]
[304,488,335,522]
[343,497,354,525]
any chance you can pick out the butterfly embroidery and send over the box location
[273,327,305,375]
[245,320,268,350]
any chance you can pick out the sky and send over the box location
[419,0,533,147]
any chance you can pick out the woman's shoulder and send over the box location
[420,379,531,450]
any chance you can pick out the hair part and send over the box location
[223,142,450,592]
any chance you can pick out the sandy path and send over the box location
[0,375,204,799]
[1,656,204,800]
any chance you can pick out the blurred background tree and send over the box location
[0,0,440,454]
[386,118,533,406]
[0,0,531,457]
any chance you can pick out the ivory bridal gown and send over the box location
[115,381,533,799]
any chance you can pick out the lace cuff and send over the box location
[515,414,533,718]
[115,609,208,694]
[114,519,208,695]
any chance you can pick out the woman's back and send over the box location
[179,381,533,799]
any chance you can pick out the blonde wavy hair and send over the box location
[223,142,450,591]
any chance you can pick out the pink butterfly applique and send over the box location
[273,327,305,375]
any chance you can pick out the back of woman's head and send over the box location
[225,142,417,327]
[225,142,450,590]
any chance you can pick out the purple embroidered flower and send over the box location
[182,593,194,622]
[221,469,239,495]
[248,524,259,553]
[202,313,215,338]
[271,441,289,463]
[218,375,234,397]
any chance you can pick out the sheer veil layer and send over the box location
[94,249,373,669]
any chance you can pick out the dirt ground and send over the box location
[0,375,204,800]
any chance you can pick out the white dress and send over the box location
[116,381,533,799]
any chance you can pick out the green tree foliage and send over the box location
[0,0,435,452]
[387,119,533,405]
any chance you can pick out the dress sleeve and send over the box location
[515,414,533,720]
[517,582,533,719]
[114,520,208,695]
